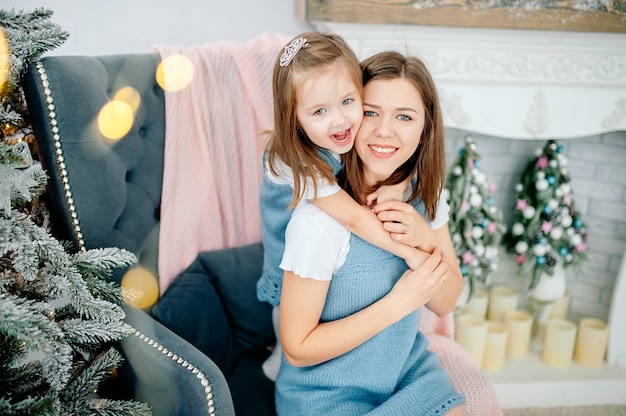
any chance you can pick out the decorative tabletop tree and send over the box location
[445,136,506,304]
[506,139,588,304]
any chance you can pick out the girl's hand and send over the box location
[366,181,408,207]
[372,200,435,252]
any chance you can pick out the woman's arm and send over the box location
[279,249,447,367]
[313,189,430,270]
[424,224,463,315]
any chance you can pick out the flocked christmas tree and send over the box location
[506,140,588,297]
[444,136,506,297]
[0,8,152,415]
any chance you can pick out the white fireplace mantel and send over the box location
[312,22,626,140]
[312,21,626,409]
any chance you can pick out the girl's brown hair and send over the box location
[340,51,445,221]
[266,32,362,207]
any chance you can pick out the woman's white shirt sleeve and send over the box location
[280,200,349,281]
[430,193,450,230]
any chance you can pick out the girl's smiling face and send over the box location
[294,61,363,155]
[355,77,426,185]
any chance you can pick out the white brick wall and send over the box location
[444,129,626,323]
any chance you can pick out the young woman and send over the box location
[257,33,430,380]
[276,51,467,415]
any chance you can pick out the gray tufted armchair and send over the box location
[23,54,276,416]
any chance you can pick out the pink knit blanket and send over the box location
[155,33,289,292]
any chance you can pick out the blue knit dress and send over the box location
[275,200,465,415]
[256,148,343,307]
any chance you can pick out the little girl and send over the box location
[256,32,429,380]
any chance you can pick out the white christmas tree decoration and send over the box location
[506,139,588,295]
[445,136,506,296]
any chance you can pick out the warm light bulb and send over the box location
[97,100,134,140]
[0,28,9,91]
[113,86,141,113]
[156,54,194,92]
[121,267,159,309]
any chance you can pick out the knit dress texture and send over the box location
[275,199,466,415]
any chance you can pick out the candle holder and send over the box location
[488,285,519,322]
[575,318,609,368]
[504,309,533,359]
[461,289,489,320]
[455,314,488,366]
[542,318,577,368]
[482,321,508,372]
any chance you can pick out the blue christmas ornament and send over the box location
[459,148,466,155]
[559,247,569,256]
[474,159,480,169]
[539,237,547,245]
[574,218,582,229]
[557,145,563,153]
[482,219,489,228]
[488,196,494,205]
[543,204,551,214]
[460,265,468,276]
[536,256,546,265]
[547,175,556,185]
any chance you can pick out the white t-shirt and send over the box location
[280,188,450,282]
[264,155,341,200]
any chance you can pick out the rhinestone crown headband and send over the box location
[279,37,307,67]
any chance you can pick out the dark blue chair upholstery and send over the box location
[23,54,275,416]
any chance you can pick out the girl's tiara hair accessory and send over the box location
[279,37,307,67]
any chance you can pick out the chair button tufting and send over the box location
[154,206,160,220]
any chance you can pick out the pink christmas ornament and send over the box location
[462,251,475,264]
[541,221,553,234]
[537,156,548,169]
[516,199,528,211]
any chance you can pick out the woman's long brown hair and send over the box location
[339,51,446,221]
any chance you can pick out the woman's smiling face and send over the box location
[355,77,426,185]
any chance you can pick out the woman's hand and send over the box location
[387,248,448,315]
[372,200,435,252]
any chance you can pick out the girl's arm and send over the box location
[373,200,463,316]
[312,189,429,270]
[279,248,447,367]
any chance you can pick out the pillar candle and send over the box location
[575,317,609,368]
[504,309,533,359]
[488,285,519,322]
[455,314,488,366]
[461,289,489,319]
[542,318,577,368]
[482,320,509,372]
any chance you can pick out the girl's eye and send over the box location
[314,108,326,116]
[342,98,354,105]
[363,110,377,117]
[398,114,411,121]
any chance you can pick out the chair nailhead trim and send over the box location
[35,61,218,415]
[132,329,216,415]
[34,61,86,252]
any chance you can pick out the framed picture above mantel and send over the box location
[297,0,626,33]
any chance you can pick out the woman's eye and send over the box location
[398,114,411,121]
[363,110,377,117]
[342,98,354,105]
[314,108,326,116]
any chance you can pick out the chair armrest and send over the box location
[119,304,235,416]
